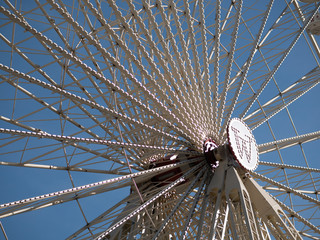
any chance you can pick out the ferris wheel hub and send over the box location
[227,118,259,171]
[203,139,219,171]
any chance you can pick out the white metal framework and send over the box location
[0,0,319,239]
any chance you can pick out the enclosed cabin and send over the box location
[307,12,320,35]
[298,0,320,35]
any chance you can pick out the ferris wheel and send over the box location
[0,0,320,239]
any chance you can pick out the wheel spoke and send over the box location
[239,3,320,119]
[0,1,319,239]
[0,160,199,218]
[244,67,320,129]
[258,130,320,154]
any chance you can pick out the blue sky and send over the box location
[0,0,320,239]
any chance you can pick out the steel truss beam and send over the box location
[244,67,320,130]
[0,161,203,219]
[258,130,320,154]
[239,3,320,120]
[202,158,304,240]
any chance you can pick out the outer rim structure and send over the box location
[0,1,319,239]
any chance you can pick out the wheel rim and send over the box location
[0,0,319,239]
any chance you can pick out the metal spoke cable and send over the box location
[0,33,56,86]
[67,194,142,239]
[239,3,320,119]
[0,1,319,239]
[155,0,201,126]
[86,0,179,112]
[0,106,141,170]
[37,0,116,109]
[251,171,320,205]
[181,171,208,240]
[259,161,320,173]
[198,0,213,136]
[0,65,185,144]
[258,130,320,154]
[291,0,320,65]
[112,80,157,230]
[259,116,296,211]
[271,193,320,236]
[266,2,319,196]
[0,160,198,212]
[3,3,102,106]
[216,0,243,142]
[1,6,176,157]
[118,0,198,131]
[219,0,274,140]
[96,162,205,240]
[53,2,194,144]
[0,4,196,145]
[212,0,221,136]
[0,161,130,175]
[196,175,212,240]
[0,222,8,240]
[0,128,196,154]
[182,0,209,130]
[139,0,196,127]
[63,149,94,237]
[169,0,205,127]
[244,67,320,130]
[0,117,136,170]
[49,0,200,145]
[152,167,207,239]
[221,30,314,211]
[2,79,108,141]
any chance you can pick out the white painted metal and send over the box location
[300,0,320,3]
[258,130,320,154]
[227,118,259,171]
[0,0,319,239]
